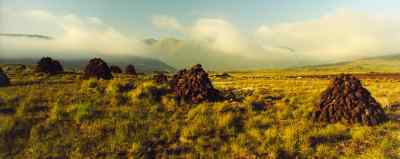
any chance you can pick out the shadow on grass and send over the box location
[309,134,351,148]
[10,80,76,87]
[0,107,15,115]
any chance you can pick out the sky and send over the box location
[1,0,400,69]
[0,0,376,37]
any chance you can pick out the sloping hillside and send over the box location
[295,54,400,73]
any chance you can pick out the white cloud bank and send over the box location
[151,15,264,57]
[153,9,400,63]
[256,9,400,61]
[1,8,400,67]
[0,9,145,57]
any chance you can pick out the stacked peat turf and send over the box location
[0,67,10,87]
[170,64,222,104]
[312,74,387,125]
[153,73,168,84]
[35,57,63,75]
[110,65,123,74]
[83,58,113,80]
[125,64,137,76]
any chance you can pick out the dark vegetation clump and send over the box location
[170,64,222,104]
[83,58,113,80]
[214,72,232,79]
[0,67,10,87]
[34,57,63,75]
[312,74,387,125]
[15,64,26,72]
[153,72,168,84]
[125,64,137,75]
[110,65,122,74]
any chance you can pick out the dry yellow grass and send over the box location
[0,67,399,158]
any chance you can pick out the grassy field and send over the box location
[0,66,399,158]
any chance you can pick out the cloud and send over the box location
[190,18,263,56]
[151,15,184,32]
[0,33,53,40]
[151,16,264,57]
[3,8,400,69]
[256,9,400,62]
[149,10,400,68]
[147,17,294,70]
[0,9,145,58]
[150,10,400,65]
[146,37,281,70]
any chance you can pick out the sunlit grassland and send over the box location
[0,68,399,158]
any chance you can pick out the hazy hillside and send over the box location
[0,56,176,73]
[144,38,305,71]
[293,54,400,73]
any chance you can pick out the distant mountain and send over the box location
[0,56,176,73]
[143,38,305,71]
[102,56,176,72]
[295,54,400,73]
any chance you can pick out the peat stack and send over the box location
[0,67,10,87]
[83,58,113,80]
[110,65,122,74]
[170,64,222,104]
[312,74,387,125]
[153,72,168,84]
[125,64,137,75]
[35,57,63,75]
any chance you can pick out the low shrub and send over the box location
[314,144,338,158]
[130,81,168,104]
[0,117,15,137]
[80,79,105,95]
[67,103,97,123]
[48,103,65,123]
[106,79,135,106]
[351,126,375,142]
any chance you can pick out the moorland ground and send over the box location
[0,65,399,158]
